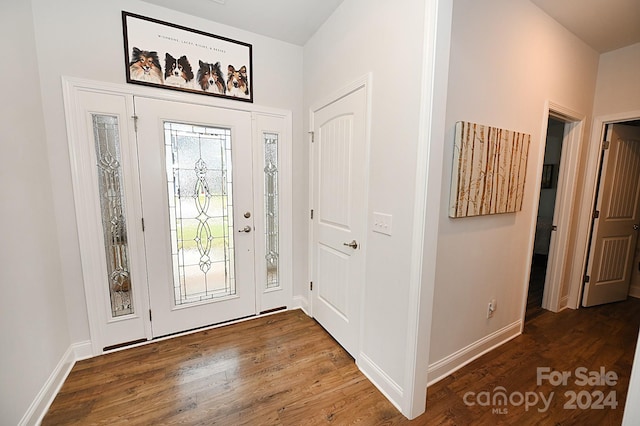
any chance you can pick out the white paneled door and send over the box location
[135,98,256,337]
[311,84,368,358]
[583,124,640,307]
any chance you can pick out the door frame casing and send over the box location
[540,103,585,313]
[520,101,585,323]
[63,76,293,355]
[570,109,640,308]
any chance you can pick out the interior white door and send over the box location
[583,124,640,307]
[135,97,256,337]
[311,86,368,358]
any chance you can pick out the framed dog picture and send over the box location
[122,11,253,103]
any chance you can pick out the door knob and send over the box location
[343,240,358,249]
[238,225,252,233]
[634,224,639,231]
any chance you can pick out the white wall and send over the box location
[592,43,640,117]
[29,0,304,344]
[304,0,427,400]
[623,328,640,425]
[0,1,71,424]
[429,0,599,367]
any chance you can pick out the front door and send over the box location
[310,85,368,358]
[136,97,256,337]
[583,123,640,307]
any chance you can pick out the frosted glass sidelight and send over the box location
[264,133,279,289]
[92,114,134,317]
[164,122,236,305]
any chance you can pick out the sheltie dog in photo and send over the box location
[129,47,163,84]
[164,53,194,88]
[226,65,250,98]
[197,61,226,94]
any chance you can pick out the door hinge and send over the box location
[310,209,314,220]
[602,140,610,150]
[583,275,590,283]
[593,210,600,219]
[309,131,315,143]
[149,309,152,321]
[310,281,313,291]
[132,115,139,132]
[141,217,145,231]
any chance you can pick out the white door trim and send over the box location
[403,0,453,418]
[62,76,293,355]
[539,102,585,313]
[570,109,640,309]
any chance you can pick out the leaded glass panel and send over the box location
[164,122,236,305]
[92,114,133,317]
[264,133,279,289]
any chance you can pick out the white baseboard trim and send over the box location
[291,295,310,316]
[357,353,404,413]
[73,340,93,361]
[19,342,81,426]
[629,285,640,299]
[427,320,522,386]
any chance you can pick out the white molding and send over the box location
[534,102,585,314]
[357,353,404,412]
[427,320,521,386]
[402,0,453,419]
[73,340,94,362]
[569,110,640,309]
[629,285,640,299]
[19,344,78,426]
[291,295,310,315]
[62,76,291,117]
[559,296,570,310]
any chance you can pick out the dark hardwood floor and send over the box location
[44,298,640,425]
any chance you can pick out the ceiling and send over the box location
[141,0,345,46]
[531,0,640,52]
[142,0,640,52]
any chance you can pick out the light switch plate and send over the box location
[372,212,393,236]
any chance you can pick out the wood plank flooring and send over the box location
[44,298,640,425]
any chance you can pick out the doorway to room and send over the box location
[526,117,565,321]
[581,119,640,307]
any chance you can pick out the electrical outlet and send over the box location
[487,299,497,319]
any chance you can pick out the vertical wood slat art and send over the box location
[449,121,531,218]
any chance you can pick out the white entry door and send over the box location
[135,97,256,337]
[583,123,640,307]
[311,84,368,358]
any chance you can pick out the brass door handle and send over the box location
[343,240,358,249]
[238,225,252,233]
